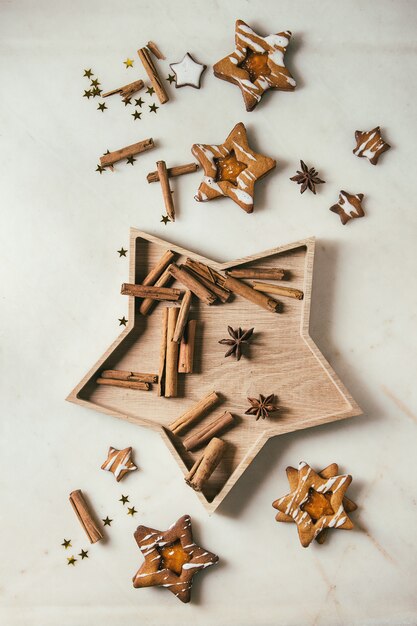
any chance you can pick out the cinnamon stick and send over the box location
[184,438,226,492]
[102,79,144,100]
[147,41,165,60]
[178,319,197,374]
[142,250,175,287]
[121,283,181,301]
[183,258,230,303]
[228,267,286,280]
[167,264,216,305]
[96,378,150,391]
[139,268,173,316]
[183,411,235,452]
[252,282,304,300]
[69,490,103,544]
[147,162,199,183]
[156,160,175,222]
[101,370,157,383]
[169,390,219,436]
[137,47,169,104]
[172,290,192,343]
[100,138,154,168]
[158,307,169,396]
[223,273,280,313]
[165,307,180,397]
[183,257,227,288]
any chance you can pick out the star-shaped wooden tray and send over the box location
[67,229,361,513]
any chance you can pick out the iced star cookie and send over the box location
[330,190,365,225]
[353,126,391,165]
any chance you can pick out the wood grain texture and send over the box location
[67,229,362,514]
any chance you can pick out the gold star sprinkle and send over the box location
[118,316,128,326]
[132,110,142,120]
[149,103,158,113]
[127,507,137,516]
[146,86,155,96]
[117,248,127,257]
[83,90,92,99]
[92,87,102,97]
[166,74,176,84]
[90,78,100,87]
[97,102,107,112]
[124,58,134,68]
[103,149,110,155]
[102,516,113,526]
[126,156,136,165]
[83,69,93,78]
[160,215,170,225]
[96,164,106,174]
[67,556,77,566]
[135,97,144,107]
[61,539,71,549]
[119,494,129,505]
[124,98,132,106]
[79,549,89,559]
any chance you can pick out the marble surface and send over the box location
[1,1,417,624]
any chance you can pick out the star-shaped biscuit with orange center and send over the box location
[213,19,296,112]
[132,514,218,603]
[272,461,354,547]
[191,122,276,214]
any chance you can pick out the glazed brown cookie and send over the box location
[353,126,390,165]
[330,190,365,225]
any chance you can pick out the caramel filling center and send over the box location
[214,151,247,185]
[158,540,191,575]
[300,488,334,522]
[239,51,270,82]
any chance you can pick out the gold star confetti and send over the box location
[134,97,144,107]
[83,90,92,99]
[160,215,170,225]
[166,74,176,84]
[96,164,106,174]
[83,69,93,78]
[149,103,159,113]
[124,98,132,106]
[124,58,134,68]
[92,87,102,97]
[67,556,77,566]
[97,102,107,112]
[126,156,136,165]
[103,149,110,155]
[79,549,89,559]
[132,110,142,120]
[102,516,113,526]
[118,316,128,326]
[127,507,138,516]
[117,248,127,257]
[61,539,71,549]
[90,78,100,87]
[119,494,129,505]
[146,86,155,96]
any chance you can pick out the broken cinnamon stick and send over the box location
[147,41,165,60]
[96,378,150,391]
[223,273,280,313]
[167,264,216,305]
[158,307,169,396]
[183,258,230,303]
[183,411,235,452]
[142,250,175,287]
[228,267,286,280]
[137,47,169,104]
[102,79,144,100]
[178,319,197,374]
[139,268,173,316]
[183,257,227,288]
[100,138,154,168]
[169,390,219,436]
[184,438,226,492]
[156,160,175,222]
[165,307,180,397]
[69,489,103,544]
[252,282,304,300]
[121,283,181,301]
[173,290,192,343]
[101,370,157,383]
[147,162,199,183]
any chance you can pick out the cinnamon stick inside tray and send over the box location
[169,390,219,435]
[137,46,169,104]
[100,138,154,168]
[228,267,286,280]
[167,264,217,305]
[139,269,173,316]
[183,411,235,452]
[223,273,280,313]
[147,163,199,184]
[173,290,192,343]
[156,160,175,222]
[178,319,197,374]
[185,438,226,492]
[69,490,103,544]
[102,79,144,100]
[184,258,230,303]
[158,307,169,396]
[165,307,180,397]
[101,370,157,384]
[96,378,150,391]
[142,249,175,286]
[121,283,181,301]
[252,282,304,300]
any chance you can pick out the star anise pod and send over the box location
[219,326,254,361]
[290,160,325,194]
[245,394,278,420]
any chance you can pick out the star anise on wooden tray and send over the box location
[245,394,278,420]
[219,326,254,361]
[290,160,325,194]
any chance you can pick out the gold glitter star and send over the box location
[124,98,132,106]
[124,58,134,68]
[118,316,128,326]
[166,74,176,84]
[67,556,77,566]
[134,97,144,107]
[79,549,89,559]
[160,215,170,225]
[61,539,71,549]
[83,69,93,78]
[92,87,102,97]
[83,90,92,99]
[119,494,129,505]
[90,78,100,87]
[96,164,106,174]
[103,149,110,155]
[149,103,158,113]
[117,248,127,257]
[102,516,113,526]
[132,110,142,120]
[127,506,137,516]
[146,86,155,96]
[126,156,136,165]
[97,102,107,112]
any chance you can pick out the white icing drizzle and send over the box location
[102,446,136,479]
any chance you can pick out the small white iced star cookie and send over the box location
[169,53,207,89]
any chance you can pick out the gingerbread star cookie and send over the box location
[169,53,206,89]
[273,463,357,544]
[213,19,296,112]
[272,461,355,547]
[100,446,137,482]
[132,514,218,603]
[353,126,390,165]
[191,122,276,213]
[330,190,365,225]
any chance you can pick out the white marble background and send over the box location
[1,0,416,624]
